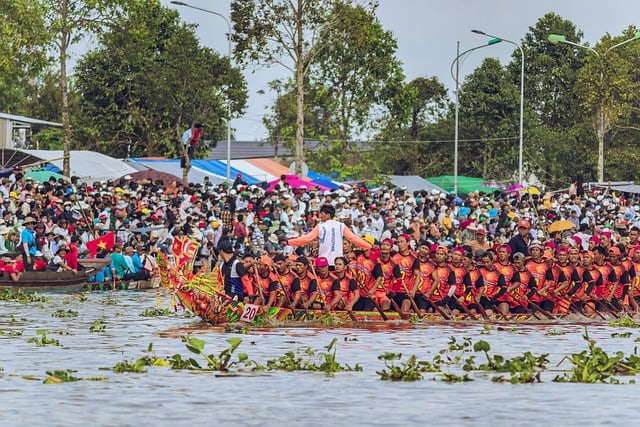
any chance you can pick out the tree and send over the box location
[0,0,50,112]
[74,0,247,181]
[231,0,355,175]
[513,12,585,130]
[458,58,520,179]
[41,0,135,176]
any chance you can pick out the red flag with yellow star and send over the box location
[86,232,115,257]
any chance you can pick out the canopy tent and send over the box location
[267,174,331,192]
[306,170,340,190]
[228,159,275,183]
[24,150,138,183]
[426,175,503,194]
[386,175,446,194]
[129,158,226,185]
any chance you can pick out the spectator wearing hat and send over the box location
[49,246,75,272]
[468,226,490,254]
[33,251,47,271]
[508,219,531,257]
[21,216,37,270]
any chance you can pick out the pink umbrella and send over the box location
[267,174,330,192]
[507,184,525,193]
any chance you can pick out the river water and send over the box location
[1,291,640,426]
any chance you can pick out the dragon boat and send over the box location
[157,256,613,326]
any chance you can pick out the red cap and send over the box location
[399,233,412,243]
[381,238,394,247]
[609,246,621,256]
[556,246,569,255]
[315,257,329,267]
[517,219,530,228]
[452,246,465,255]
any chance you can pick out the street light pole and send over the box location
[548,32,640,183]
[472,30,525,185]
[171,1,232,186]
[450,38,501,194]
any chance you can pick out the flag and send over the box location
[171,236,187,259]
[86,232,115,257]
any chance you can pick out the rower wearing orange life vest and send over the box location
[495,244,519,312]
[373,239,398,311]
[308,256,334,310]
[508,252,537,313]
[525,241,556,312]
[592,246,617,303]
[607,245,631,310]
[551,247,573,314]
[251,255,281,310]
[461,250,482,313]
[476,250,508,315]
[629,246,640,310]
[619,246,636,310]
[581,251,604,313]
[351,239,385,311]
[391,234,417,312]
[328,256,359,311]
[413,240,439,313]
[447,246,468,315]
[274,253,299,308]
[425,246,456,310]
[290,256,317,309]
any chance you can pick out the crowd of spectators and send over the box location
[2,166,639,287]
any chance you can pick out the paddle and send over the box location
[338,294,358,321]
[525,299,556,320]
[399,278,424,319]
[347,265,388,321]
[601,298,621,319]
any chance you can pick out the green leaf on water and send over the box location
[184,337,205,354]
[473,340,490,352]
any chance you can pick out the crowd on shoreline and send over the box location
[3,166,640,315]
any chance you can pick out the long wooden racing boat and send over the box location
[172,282,613,326]
[0,269,94,292]
[157,253,614,326]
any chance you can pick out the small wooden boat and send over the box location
[78,257,111,271]
[0,269,94,292]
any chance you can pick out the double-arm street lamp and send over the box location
[450,38,501,194]
[171,1,233,186]
[548,32,640,183]
[472,30,525,186]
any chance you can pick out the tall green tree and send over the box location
[231,0,357,176]
[458,58,520,179]
[75,0,247,181]
[0,0,50,112]
[42,0,135,175]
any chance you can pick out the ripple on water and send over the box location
[1,291,640,426]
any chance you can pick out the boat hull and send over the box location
[0,270,90,292]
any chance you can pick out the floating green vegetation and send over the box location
[101,297,119,306]
[264,338,361,375]
[43,369,107,384]
[139,308,174,317]
[376,353,439,381]
[0,290,48,303]
[28,330,61,347]
[89,320,107,333]
[52,309,78,318]
[440,372,473,382]
[611,332,632,338]
[472,340,549,383]
[608,317,640,328]
[318,313,346,326]
[554,328,640,384]
[545,329,567,336]
[0,329,23,336]
[112,343,168,373]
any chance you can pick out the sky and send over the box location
[151,0,640,141]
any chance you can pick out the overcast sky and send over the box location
[158,0,640,141]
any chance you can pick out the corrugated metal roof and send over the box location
[0,112,62,127]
